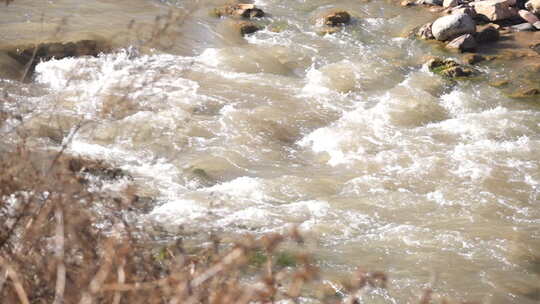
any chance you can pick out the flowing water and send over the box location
[1,0,540,302]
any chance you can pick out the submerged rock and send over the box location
[213,3,265,19]
[235,21,261,36]
[446,33,477,51]
[427,57,477,78]
[4,39,108,81]
[320,10,351,26]
[432,13,476,41]
[462,53,486,64]
[509,87,540,98]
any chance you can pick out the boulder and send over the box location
[446,33,478,51]
[431,13,476,41]
[427,57,477,78]
[320,11,351,26]
[472,0,518,21]
[525,0,540,14]
[214,4,265,19]
[511,22,536,30]
[475,25,500,42]
[418,22,435,39]
[518,9,540,23]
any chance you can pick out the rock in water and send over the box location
[214,4,265,19]
[462,53,486,64]
[432,13,476,41]
[418,22,435,39]
[235,21,261,36]
[446,34,478,51]
[427,57,477,78]
[475,25,500,42]
[321,11,351,26]
[525,0,540,15]
[472,0,518,21]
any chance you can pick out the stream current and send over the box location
[1,0,540,302]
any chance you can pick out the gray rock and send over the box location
[446,34,478,51]
[534,21,540,29]
[432,13,476,41]
[511,22,536,31]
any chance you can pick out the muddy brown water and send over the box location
[1,0,540,302]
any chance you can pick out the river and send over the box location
[1,0,539,302]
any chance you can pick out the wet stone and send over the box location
[427,57,477,78]
[321,11,351,26]
[509,87,540,98]
[236,21,261,36]
[446,33,478,51]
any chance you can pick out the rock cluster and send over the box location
[416,0,540,52]
[212,3,265,36]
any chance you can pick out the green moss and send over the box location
[275,251,297,268]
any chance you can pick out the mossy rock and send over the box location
[427,57,478,79]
